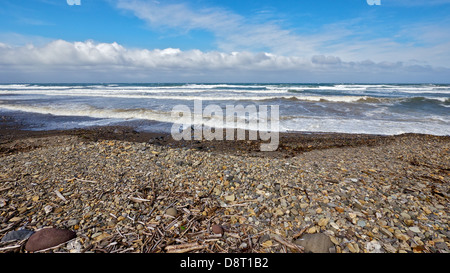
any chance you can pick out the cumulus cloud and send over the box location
[0,39,309,70]
[0,39,448,83]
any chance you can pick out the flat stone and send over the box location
[318,218,329,227]
[1,229,35,242]
[225,194,235,202]
[400,212,411,220]
[211,224,224,235]
[409,226,421,233]
[357,220,366,228]
[67,219,79,227]
[366,240,383,253]
[294,233,335,253]
[25,228,76,252]
[165,208,178,217]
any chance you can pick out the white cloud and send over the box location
[0,39,448,83]
[114,0,450,69]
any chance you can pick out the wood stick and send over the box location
[270,234,304,253]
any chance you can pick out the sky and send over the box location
[0,0,449,83]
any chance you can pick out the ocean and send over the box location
[0,83,449,136]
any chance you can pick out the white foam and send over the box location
[281,116,450,136]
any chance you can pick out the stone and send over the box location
[357,220,366,228]
[318,218,329,227]
[25,228,76,252]
[294,233,335,253]
[67,219,79,227]
[347,243,359,253]
[261,240,273,248]
[395,231,410,241]
[366,240,383,253]
[0,197,7,208]
[1,229,35,243]
[259,234,270,243]
[211,224,224,235]
[400,212,411,220]
[44,205,53,214]
[225,194,235,202]
[166,208,178,217]
[383,243,397,253]
[380,227,393,237]
[409,226,421,233]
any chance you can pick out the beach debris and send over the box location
[128,196,151,203]
[25,228,76,252]
[54,189,67,202]
[0,130,448,253]
[165,242,207,253]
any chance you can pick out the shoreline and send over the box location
[0,113,449,253]
[0,112,414,158]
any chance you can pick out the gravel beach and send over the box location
[0,119,449,253]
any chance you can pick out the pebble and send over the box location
[1,229,35,243]
[347,242,360,253]
[366,240,383,253]
[357,220,366,228]
[318,218,329,227]
[166,208,178,217]
[43,205,53,214]
[25,228,76,252]
[294,233,335,253]
[211,224,224,235]
[0,131,447,253]
[225,194,235,202]
[409,226,421,233]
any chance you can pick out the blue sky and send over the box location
[0,0,449,83]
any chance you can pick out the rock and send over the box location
[211,224,224,235]
[0,197,7,208]
[239,242,248,249]
[166,208,178,217]
[409,226,421,233]
[259,234,270,243]
[366,240,383,253]
[25,228,76,252]
[318,218,329,227]
[67,239,82,253]
[380,227,393,238]
[1,229,35,243]
[67,219,79,227]
[400,212,411,220]
[294,233,335,253]
[383,243,397,253]
[274,183,281,191]
[347,243,360,253]
[261,240,273,248]
[357,220,366,228]
[395,231,410,241]
[44,205,53,214]
[225,194,235,202]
